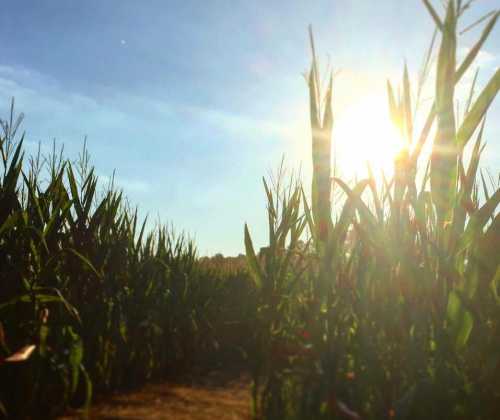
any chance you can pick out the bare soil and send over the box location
[60,371,252,420]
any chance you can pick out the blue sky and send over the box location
[0,1,498,255]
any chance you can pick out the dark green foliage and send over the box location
[0,106,255,419]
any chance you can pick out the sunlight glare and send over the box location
[333,94,406,180]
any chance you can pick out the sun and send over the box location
[333,94,406,180]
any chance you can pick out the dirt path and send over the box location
[60,371,252,420]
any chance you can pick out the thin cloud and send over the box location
[183,105,287,141]
[98,174,152,194]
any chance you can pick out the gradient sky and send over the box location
[0,1,498,255]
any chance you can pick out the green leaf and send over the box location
[447,289,474,350]
[422,0,444,31]
[455,11,499,82]
[301,188,316,243]
[490,266,500,304]
[403,63,413,142]
[457,188,500,253]
[66,164,84,220]
[79,364,93,411]
[456,68,500,150]
[0,293,59,310]
[68,331,83,394]
[387,80,399,127]
[66,248,103,280]
[244,223,263,289]
[431,0,458,229]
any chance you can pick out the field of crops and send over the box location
[1,1,499,419]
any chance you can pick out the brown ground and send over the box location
[60,371,252,420]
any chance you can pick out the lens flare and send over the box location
[333,94,406,179]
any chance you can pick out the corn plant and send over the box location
[0,100,257,418]
[245,1,499,418]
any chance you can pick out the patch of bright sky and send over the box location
[0,0,498,255]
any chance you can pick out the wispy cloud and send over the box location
[98,174,152,194]
[0,64,165,200]
[0,63,286,150]
[184,105,286,141]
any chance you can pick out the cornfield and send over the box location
[244,1,500,419]
[0,105,256,418]
[1,0,499,419]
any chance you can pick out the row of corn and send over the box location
[0,105,256,418]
